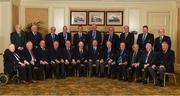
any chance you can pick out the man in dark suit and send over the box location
[154,28,171,52]
[49,41,65,79]
[74,41,88,77]
[3,44,33,83]
[137,25,154,51]
[45,26,59,50]
[139,43,156,84]
[87,24,102,47]
[36,40,51,79]
[116,42,129,81]
[150,42,175,87]
[73,25,87,48]
[58,26,71,48]
[26,25,43,49]
[62,40,76,76]
[22,41,39,81]
[100,41,116,77]
[10,25,26,53]
[119,25,134,51]
[88,40,101,77]
[129,44,142,82]
[103,27,119,49]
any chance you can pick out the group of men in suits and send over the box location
[4,24,174,87]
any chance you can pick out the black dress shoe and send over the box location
[136,79,142,83]
[143,80,147,84]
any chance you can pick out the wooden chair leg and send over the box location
[164,74,166,87]
[173,74,177,86]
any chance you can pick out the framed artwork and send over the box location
[70,11,87,25]
[106,11,123,26]
[88,11,105,25]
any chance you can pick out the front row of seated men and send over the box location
[3,40,174,87]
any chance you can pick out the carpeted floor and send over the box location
[0,73,179,95]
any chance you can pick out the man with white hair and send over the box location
[154,28,171,52]
[10,24,26,52]
[3,44,33,83]
[45,26,59,50]
[26,25,42,49]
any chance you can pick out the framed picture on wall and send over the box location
[88,11,105,25]
[70,11,87,25]
[106,11,123,26]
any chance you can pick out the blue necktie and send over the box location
[92,31,96,39]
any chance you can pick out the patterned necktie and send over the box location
[92,31,96,39]
[132,52,136,64]
[13,53,20,61]
[145,52,150,63]
[63,32,67,40]
[160,36,163,43]
[142,34,146,44]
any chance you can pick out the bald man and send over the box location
[154,28,171,52]
[26,25,42,49]
[10,24,26,52]
[45,26,59,50]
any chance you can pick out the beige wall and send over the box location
[25,8,48,38]
[177,8,180,63]
[12,5,19,31]
[0,0,12,73]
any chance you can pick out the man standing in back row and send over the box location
[87,24,102,47]
[137,25,154,51]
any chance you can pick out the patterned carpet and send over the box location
[0,75,179,95]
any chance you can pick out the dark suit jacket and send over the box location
[154,35,171,52]
[36,47,50,62]
[129,51,142,66]
[115,50,129,65]
[137,33,154,51]
[73,32,87,47]
[103,48,116,61]
[45,33,59,50]
[22,48,36,62]
[88,46,101,63]
[26,31,43,48]
[140,50,156,68]
[103,33,119,49]
[119,32,134,51]
[157,50,175,73]
[74,48,88,62]
[50,48,62,61]
[10,32,26,49]
[3,49,24,73]
[62,47,75,61]
[87,30,102,46]
[58,32,71,48]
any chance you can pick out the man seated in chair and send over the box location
[151,42,175,87]
[62,40,76,77]
[88,40,101,77]
[74,41,88,77]
[4,44,33,83]
[22,41,39,82]
[139,43,156,84]
[116,42,129,81]
[36,40,51,79]
[50,41,65,79]
[100,41,116,78]
[129,44,142,82]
